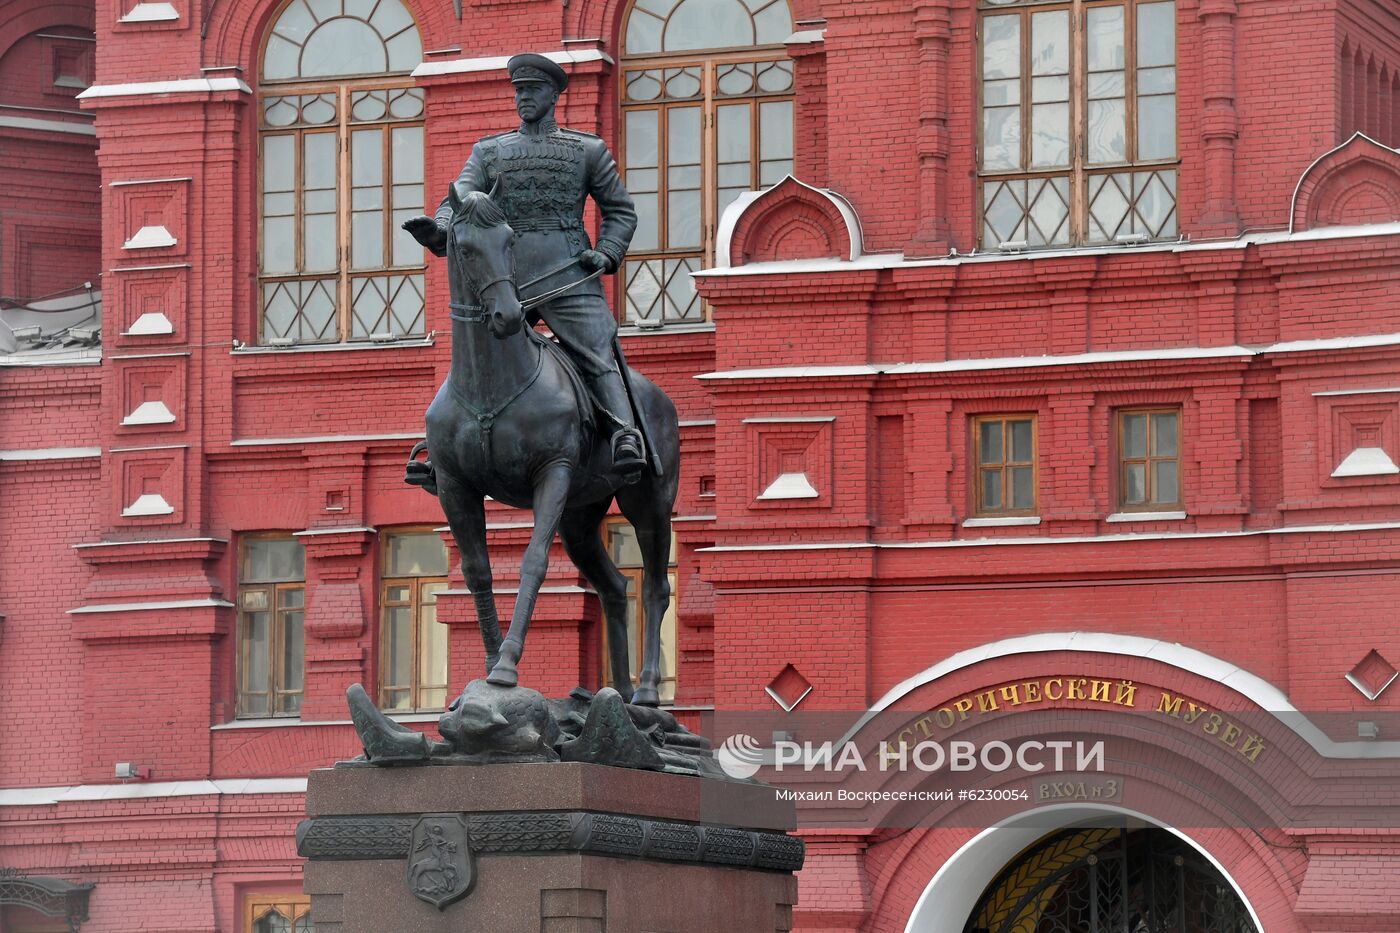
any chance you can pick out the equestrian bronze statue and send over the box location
[400,53,680,707]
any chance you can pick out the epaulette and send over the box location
[475,131,513,144]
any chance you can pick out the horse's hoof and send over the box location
[486,664,518,688]
[631,685,660,708]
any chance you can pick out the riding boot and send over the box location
[587,370,646,481]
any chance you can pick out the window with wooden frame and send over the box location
[619,0,795,327]
[237,537,306,718]
[974,414,1038,515]
[979,0,1178,248]
[244,892,313,932]
[257,0,425,345]
[379,530,450,712]
[602,519,679,704]
[1117,407,1181,509]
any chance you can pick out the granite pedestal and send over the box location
[297,763,803,932]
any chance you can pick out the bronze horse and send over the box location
[418,187,680,706]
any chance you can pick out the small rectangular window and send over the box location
[379,531,450,712]
[1118,408,1181,509]
[238,537,306,719]
[974,414,1038,516]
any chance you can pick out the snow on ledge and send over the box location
[124,311,174,336]
[120,2,179,22]
[757,472,819,500]
[963,516,1042,527]
[0,777,307,806]
[1332,446,1400,477]
[121,400,176,425]
[69,598,234,614]
[122,225,177,250]
[0,447,100,461]
[122,493,174,517]
[700,332,1400,382]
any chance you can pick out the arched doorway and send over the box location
[905,806,1266,933]
[964,822,1258,933]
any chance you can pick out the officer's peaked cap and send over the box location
[507,53,568,93]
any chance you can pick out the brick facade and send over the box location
[4,0,1400,929]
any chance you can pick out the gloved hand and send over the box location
[402,216,447,257]
[577,249,614,274]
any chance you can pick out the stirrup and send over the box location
[405,440,438,496]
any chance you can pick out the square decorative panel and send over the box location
[1347,650,1399,701]
[1316,393,1400,488]
[111,178,189,258]
[113,447,185,525]
[114,265,186,344]
[745,416,834,510]
[118,358,185,432]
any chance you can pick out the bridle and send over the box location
[448,220,603,324]
[447,217,516,324]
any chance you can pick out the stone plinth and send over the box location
[297,763,803,932]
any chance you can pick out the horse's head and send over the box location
[446,184,523,339]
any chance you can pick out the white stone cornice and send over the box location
[412,48,613,79]
[0,116,96,136]
[77,77,251,100]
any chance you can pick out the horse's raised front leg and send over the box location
[438,477,501,675]
[488,462,572,688]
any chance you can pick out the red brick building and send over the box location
[5,0,1400,928]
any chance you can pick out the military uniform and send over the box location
[433,117,636,382]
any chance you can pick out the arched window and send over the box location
[257,0,425,345]
[966,826,1258,933]
[245,893,313,932]
[620,0,795,327]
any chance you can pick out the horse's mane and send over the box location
[454,190,508,229]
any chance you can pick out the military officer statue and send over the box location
[403,53,646,479]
